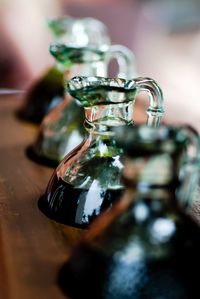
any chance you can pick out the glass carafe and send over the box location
[28,44,136,166]
[17,17,110,124]
[38,76,164,228]
[58,125,200,299]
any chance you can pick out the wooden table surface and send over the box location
[1,93,200,299]
[0,94,83,299]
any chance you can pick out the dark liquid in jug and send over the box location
[17,67,64,124]
[58,203,200,299]
[38,176,123,228]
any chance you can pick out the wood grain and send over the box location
[0,96,83,299]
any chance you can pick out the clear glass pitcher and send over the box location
[58,125,200,299]
[38,76,164,229]
[28,44,136,166]
[17,17,110,124]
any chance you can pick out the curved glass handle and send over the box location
[134,77,164,127]
[180,125,200,162]
[104,45,137,79]
[177,126,200,207]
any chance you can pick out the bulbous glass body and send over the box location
[58,125,200,299]
[39,77,164,228]
[17,17,110,124]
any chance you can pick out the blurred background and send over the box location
[1,0,200,129]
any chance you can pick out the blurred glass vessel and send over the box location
[38,76,164,228]
[17,16,110,124]
[58,124,200,299]
[28,43,136,166]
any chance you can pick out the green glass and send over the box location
[38,76,164,228]
[17,17,110,124]
[58,125,200,299]
[28,44,136,166]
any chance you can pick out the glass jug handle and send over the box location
[177,126,200,207]
[134,77,164,127]
[104,45,137,79]
[180,125,200,162]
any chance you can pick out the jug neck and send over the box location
[55,59,106,78]
[84,101,134,135]
[66,60,106,79]
[120,151,183,210]
[122,152,181,187]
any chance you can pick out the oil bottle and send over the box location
[38,77,164,228]
[58,125,200,299]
